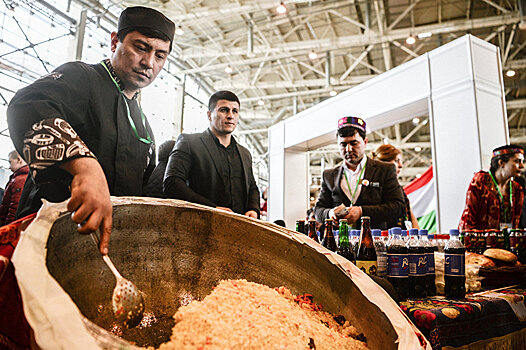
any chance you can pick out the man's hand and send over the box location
[345,206,362,224]
[61,157,112,255]
[244,210,258,218]
[216,206,234,213]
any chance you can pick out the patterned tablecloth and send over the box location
[401,289,526,349]
[0,214,36,350]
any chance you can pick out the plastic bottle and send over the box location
[420,229,437,296]
[381,230,389,243]
[445,229,466,299]
[386,227,409,301]
[407,228,427,298]
[350,229,360,255]
[372,229,387,277]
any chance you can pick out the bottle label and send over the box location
[426,252,435,274]
[356,260,378,276]
[445,253,465,276]
[387,253,409,277]
[377,255,387,275]
[408,253,427,276]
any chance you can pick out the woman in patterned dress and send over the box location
[459,145,525,230]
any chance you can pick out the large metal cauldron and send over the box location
[44,199,401,349]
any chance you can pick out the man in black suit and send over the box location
[314,116,405,229]
[163,90,260,218]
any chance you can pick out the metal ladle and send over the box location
[90,232,145,328]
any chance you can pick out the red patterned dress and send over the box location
[459,171,524,230]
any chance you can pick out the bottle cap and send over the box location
[402,230,408,236]
[390,227,402,235]
[408,228,419,236]
[381,230,389,237]
[449,229,460,236]
[429,234,434,239]
[372,229,381,236]
[419,229,428,236]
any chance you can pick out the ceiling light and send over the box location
[417,32,432,39]
[175,26,184,36]
[414,146,422,152]
[506,69,516,77]
[224,66,233,73]
[308,50,318,60]
[405,35,416,45]
[329,90,337,97]
[412,117,420,125]
[257,99,265,106]
[276,2,287,14]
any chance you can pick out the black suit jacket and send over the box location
[314,157,405,229]
[163,128,260,215]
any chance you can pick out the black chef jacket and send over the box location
[7,60,156,218]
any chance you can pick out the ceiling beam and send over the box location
[178,13,521,59]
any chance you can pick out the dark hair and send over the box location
[208,90,240,111]
[117,27,172,51]
[337,126,366,140]
[490,144,524,176]
[273,219,286,227]
[372,144,401,162]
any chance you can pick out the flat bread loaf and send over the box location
[483,248,518,264]
[466,252,496,267]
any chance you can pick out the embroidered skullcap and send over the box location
[492,144,524,158]
[337,116,366,133]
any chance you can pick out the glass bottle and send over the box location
[321,219,338,252]
[356,217,378,276]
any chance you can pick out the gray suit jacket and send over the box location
[163,128,260,216]
[314,157,405,229]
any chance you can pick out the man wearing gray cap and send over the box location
[7,6,175,254]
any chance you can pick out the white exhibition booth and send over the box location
[268,34,509,232]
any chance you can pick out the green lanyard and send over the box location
[100,61,152,145]
[343,158,367,206]
[489,172,513,223]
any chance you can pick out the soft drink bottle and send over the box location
[372,229,387,277]
[407,228,427,298]
[420,229,437,296]
[386,227,409,301]
[445,229,466,299]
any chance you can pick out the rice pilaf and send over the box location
[158,279,368,350]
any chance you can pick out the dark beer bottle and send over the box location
[337,219,355,263]
[321,219,338,252]
[295,220,306,235]
[356,216,377,276]
[307,220,319,243]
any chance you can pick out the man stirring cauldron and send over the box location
[7,6,175,254]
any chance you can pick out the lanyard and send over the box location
[489,172,513,223]
[343,158,367,206]
[100,61,153,145]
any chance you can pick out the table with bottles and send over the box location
[295,219,526,349]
